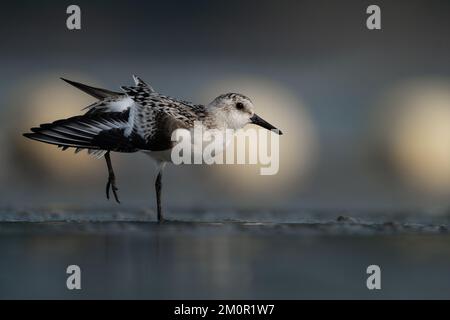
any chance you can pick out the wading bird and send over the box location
[23,76,282,222]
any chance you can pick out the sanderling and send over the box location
[23,76,282,222]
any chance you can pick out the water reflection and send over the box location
[1,222,450,299]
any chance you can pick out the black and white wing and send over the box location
[23,75,207,154]
[23,110,137,156]
[23,77,141,155]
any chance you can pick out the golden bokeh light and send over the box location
[377,79,450,195]
[198,77,317,198]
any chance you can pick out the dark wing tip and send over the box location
[60,77,84,88]
[60,77,73,84]
[23,132,35,139]
[60,77,82,88]
[60,77,123,99]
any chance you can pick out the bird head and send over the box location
[208,93,283,135]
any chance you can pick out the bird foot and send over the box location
[106,174,120,204]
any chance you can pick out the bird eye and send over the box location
[236,102,244,110]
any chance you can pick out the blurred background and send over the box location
[1,0,450,214]
[1,0,450,300]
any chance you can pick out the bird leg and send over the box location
[105,151,120,203]
[155,166,164,223]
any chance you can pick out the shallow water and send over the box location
[1,207,450,299]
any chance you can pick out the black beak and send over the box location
[250,114,283,135]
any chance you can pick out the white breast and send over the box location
[143,127,234,164]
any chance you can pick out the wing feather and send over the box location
[23,111,137,153]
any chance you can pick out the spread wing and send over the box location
[23,75,208,154]
[23,110,137,155]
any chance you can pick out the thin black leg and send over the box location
[105,151,120,203]
[155,169,163,223]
